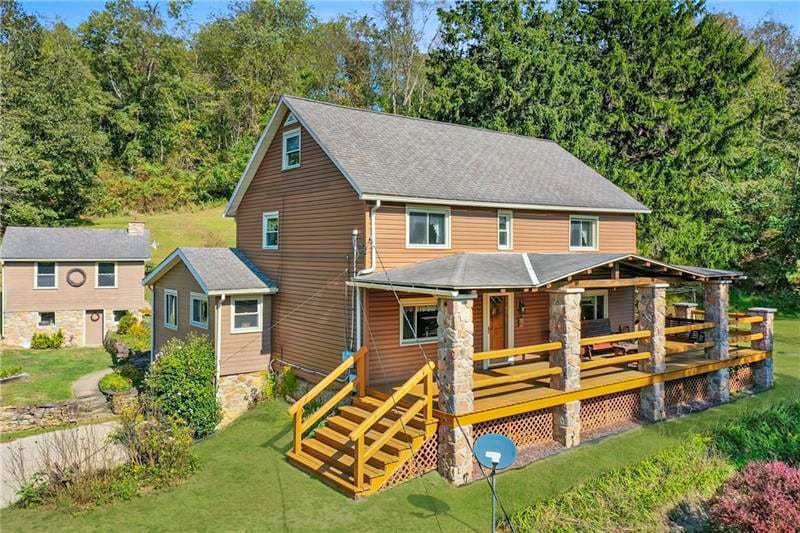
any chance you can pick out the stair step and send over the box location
[353,397,427,430]
[313,427,401,468]
[302,438,385,481]
[326,415,418,453]
[287,450,361,497]
[338,406,426,441]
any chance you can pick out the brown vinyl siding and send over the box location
[608,287,635,332]
[370,204,637,269]
[218,296,271,376]
[3,261,147,312]
[235,111,365,379]
[152,262,215,353]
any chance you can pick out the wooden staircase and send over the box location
[286,348,437,498]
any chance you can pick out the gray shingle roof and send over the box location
[0,226,151,261]
[355,252,743,290]
[145,248,276,293]
[283,96,649,213]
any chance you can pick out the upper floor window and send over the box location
[406,206,450,248]
[284,113,298,126]
[190,292,209,329]
[231,296,262,333]
[282,129,301,170]
[498,210,512,249]
[570,215,598,250]
[262,211,279,250]
[96,262,117,288]
[164,289,178,330]
[400,301,438,345]
[35,262,57,289]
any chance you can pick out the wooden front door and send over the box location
[85,310,104,346]
[489,296,508,351]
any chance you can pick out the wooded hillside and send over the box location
[1,0,797,293]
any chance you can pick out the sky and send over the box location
[18,0,800,35]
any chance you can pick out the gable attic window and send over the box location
[284,113,298,126]
[262,211,279,250]
[498,210,512,249]
[35,262,57,289]
[406,206,450,248]
[282,129,301,170]
[570,215,599,250]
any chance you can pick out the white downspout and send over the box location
[215,294,225,388]
[149,285,155,362]
[355,200,381,348]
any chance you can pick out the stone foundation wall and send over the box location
[217,371,267,427]
[2,310,84,347]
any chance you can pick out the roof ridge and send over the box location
[283,95,560,146]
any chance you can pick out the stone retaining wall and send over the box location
[0,398,101,432]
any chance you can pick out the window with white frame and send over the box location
[570,216,598,250]
[406,207,449,248]
[400,303,438,344]
[112,310,127,323]
[498,210,512,249]
[96,262,116,288]
[284,113,298,126]
[38,312,56,326]
[190,293,209,329]
[580,290,608,321]
[282,129,301,170]
[231,297,261,333]
[262,211,279,249]
[164,289,178,330]
[35,262,56,288]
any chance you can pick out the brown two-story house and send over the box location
[145,97,775,497]
[1,223,150,347]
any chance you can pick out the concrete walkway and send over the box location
[72,367,113,409]
[0,421,124,508]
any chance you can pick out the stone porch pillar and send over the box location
[673,302,698,319]
[436,295,475,486]
[704,280,731,403]
[548,288,583,447]
[749,307,776,390]
[637,284,668,421]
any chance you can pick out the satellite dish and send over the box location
[474,433,517,471]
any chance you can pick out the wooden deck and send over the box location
[367,346,769,426]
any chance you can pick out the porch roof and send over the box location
[352,252,744,291]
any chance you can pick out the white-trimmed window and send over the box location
[38,312,56,326]
[262,211,279,250]
[284,113,298,126]
[282,129,301,170]
[231,296,262,333]
[498,210,513,249]
[580,290,608,321]
[190,292,209,329]
[570,215,599,250]
[96,262,117,288]
[112,310,127,323]
[164,289,178,330]
[400,301,438,344]
[35,262,57,289]
[406,206,450,248]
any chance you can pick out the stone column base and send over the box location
[640,383,666,421]
[553,400,581,447]
[753,358,774,390]
[707,369,730,404]
[437,423,473,486]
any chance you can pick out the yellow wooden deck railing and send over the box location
[664,321,715,335]
[581,352,651,371]
[729,315,764,349]
[580,329,651,346]
[473,341,562,363]
[287,346,367,455]
[348,361,435,488]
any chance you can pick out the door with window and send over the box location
[484,294,513,368]
[85,310,104,346]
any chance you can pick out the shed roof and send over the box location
[0,226,151,261]
[142,248,277,295]
[225,96,650,216]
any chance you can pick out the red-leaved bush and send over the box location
[709,461,800,533]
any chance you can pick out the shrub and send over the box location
[116,313,138,335]
[99,372,134,393]
[145,334,220,438]
[262,371,277,399]
[711,400,800,467]
[30,330,64,349]
[709,461,800,532]
[117,363,145,388]
[0,365,23,379]
[279,366,299,398]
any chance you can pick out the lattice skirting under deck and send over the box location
[665,373,711,407]
[472,407,555,450]
[381,433,439,489]
[580,389,642,433]
[729,364,755,394]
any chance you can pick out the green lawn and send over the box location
[0,347,111,406]
[1,318,797,531]
[89,203,235,265]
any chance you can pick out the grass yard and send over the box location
[89,203,235,265]
[1,318,797,532]
[0,347,111,407]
